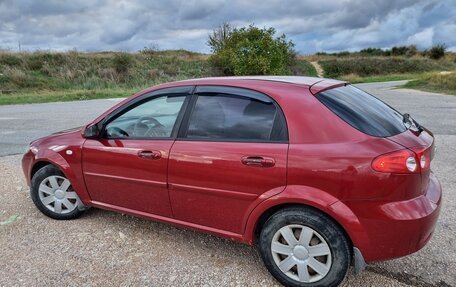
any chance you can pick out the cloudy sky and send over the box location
[0,0,455,54]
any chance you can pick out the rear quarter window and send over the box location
[315,85,406,137]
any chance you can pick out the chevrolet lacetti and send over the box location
[22,76,442,287]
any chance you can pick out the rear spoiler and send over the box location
[310,79,348,95]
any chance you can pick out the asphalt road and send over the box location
[0,82,455,286]
[0,98,123,156]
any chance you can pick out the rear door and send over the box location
[82,86,192,217]
[168,86,288,234]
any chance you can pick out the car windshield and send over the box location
[315,85,406,137]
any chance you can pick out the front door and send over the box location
[82,87,191,217]
[168,86,288,234]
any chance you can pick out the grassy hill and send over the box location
[0,50,455,105]
[0,50,210,105]
[0,50,316,105]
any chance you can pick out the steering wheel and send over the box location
[106,126,129,138]
[133,116,165,137]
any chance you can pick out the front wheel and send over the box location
[30,165,87,220]
[259,207,351,287]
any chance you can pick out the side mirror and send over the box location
[83,125,100,138]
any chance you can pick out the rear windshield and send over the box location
[315,85,406,137]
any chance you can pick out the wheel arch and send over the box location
[243,185,369,254]
[30,160,57,180]
[252,203,353,249]
[30,149,92,205]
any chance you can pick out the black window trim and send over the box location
[98,85,195,140]
[176,85,289,143]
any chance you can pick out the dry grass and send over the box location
[403,71,456,95]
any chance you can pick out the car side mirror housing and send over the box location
[83,125,100,138]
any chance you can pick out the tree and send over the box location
[207,22,232,53]
[208,24,295,75]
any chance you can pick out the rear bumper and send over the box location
[346,172,442,262]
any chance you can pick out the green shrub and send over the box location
[139,44,159,55]
[0,54,22,66]
[405,45,418,57]
[208,24,296,75]
[112,53,135,75]
[291,59,318,76]
[27,52,65,70]
[334,51,350,57]
[359,47,386,56]
[428,44,446,60]
[390,45,418,57]
[391,46,408,56]
[207,22,232,54]
[320,57,455,77]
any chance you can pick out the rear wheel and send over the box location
[259,207,350,287]
[30,165,86,220]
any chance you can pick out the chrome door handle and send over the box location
[241,156,275,167]
[138,150,161,160]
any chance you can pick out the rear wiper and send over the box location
[403,113,423,133]
[402,113,412,128]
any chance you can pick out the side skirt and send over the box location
[90,201,246,243]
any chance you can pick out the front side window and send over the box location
[185,94,285,141]
[105,95,186,139]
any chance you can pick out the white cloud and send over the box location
[407,27,434,48]
[0,0,454,53]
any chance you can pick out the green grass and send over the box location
[1,50,453,105]
[0,50,211,105]
[319,57,456,78]
[402,71,456,95]
[0,88,137,105]
[293,59,318,77]
[0,50,319,105]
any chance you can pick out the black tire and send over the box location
[30,165,85,220]
[259,206,351,287]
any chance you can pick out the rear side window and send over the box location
[315,85,406,137]
[185,94,286,142]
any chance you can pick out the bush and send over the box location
[207,22,232,54]
[27,52,65,70]
[208,24,295,75]
[405,45,418,57]
[359,48,386,56]
[391,46,408,56]
[291,59,318,77]
[320,57,455,77]
[334,51,350,57]
[112,53,135,81]
[0,54,22,66]
[428,44,446,60]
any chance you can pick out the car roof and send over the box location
[179,76,322,85]
[172,76,347,94]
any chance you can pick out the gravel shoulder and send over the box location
[1,82,455,286]
[0,154,414,287]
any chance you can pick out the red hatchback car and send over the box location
[22,76,442,287]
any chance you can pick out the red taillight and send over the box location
[372,149,418,173]
[412,146,432,171]
[372,146,433,174]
